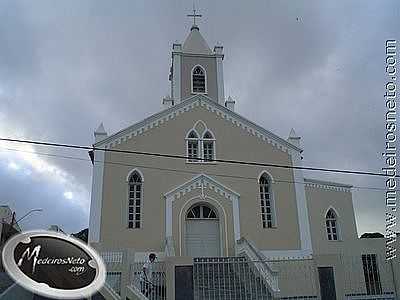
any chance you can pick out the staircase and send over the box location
[193,257,274,300]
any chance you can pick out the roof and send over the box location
[182,26,212,55]
[94,94,302,154]
[95,122,106,134]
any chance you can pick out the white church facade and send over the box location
[88,21,399,300]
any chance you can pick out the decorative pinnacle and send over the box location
[95,122,106,134]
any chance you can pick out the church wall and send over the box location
[180,55,218,101]
[305,185,358,255]
[87,24,400,298]
[305,186,400,296]
[98,105,302,253]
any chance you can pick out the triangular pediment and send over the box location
[94,94,302,154]
[164,173,240,201]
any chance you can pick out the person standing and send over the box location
[141,253,157,297]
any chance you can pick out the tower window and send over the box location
[128,171,142,229]
[192,65,206,93]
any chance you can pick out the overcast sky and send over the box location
[0,1,399,235]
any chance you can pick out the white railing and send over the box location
[127,285,148,300]
[100,251,125,298]
[105,271,122,295]
[101,281,122,300]
[101,251,124,264]
[129,261,166,300]
[236,237,280,296]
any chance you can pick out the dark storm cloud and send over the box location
[0,159,87,233]
[0,0,399,233]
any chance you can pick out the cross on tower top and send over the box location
[187,5,202,27]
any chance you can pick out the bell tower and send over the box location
[167,8,225,107]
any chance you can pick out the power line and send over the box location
[0,137,396,178]
[1,146,396,192]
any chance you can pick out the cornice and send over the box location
[94,94,302,155]
[304,178,352,192]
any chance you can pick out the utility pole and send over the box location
[4,212,16,243]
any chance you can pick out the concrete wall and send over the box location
[269,249,399,299]
[269,259,319,298]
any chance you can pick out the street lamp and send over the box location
[15,208,43,223]
[2,209,43,243]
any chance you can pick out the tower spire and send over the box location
[187,4,202,30]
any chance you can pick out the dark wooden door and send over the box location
[318,267,337,300]
[175,265,194,300]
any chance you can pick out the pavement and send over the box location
[0,273,13,295]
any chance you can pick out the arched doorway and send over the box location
[185,203,221,257]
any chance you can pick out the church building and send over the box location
[88,16,399,300]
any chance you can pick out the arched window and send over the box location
[326,209,339,240]
[192,65,206,94]
[202,131,215,162]
[186,123,216,163]
[128,171,142,229]
[186,130,199,162]
[259,173,274,228]
[187,204,217,219]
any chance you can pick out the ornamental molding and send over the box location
[94,94,302,155]
[304,178,352,192]
[172,52,224,59]
[164,173,240,201]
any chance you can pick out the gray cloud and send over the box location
[0,0,399,234]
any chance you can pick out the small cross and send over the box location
[187,5,202,26]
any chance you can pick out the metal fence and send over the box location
[192,255,398,300]
[99,251,398,300]
[192,257,317,299]
[273,254,398,300]
[193,257,274,300]
[129,261,167,300]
